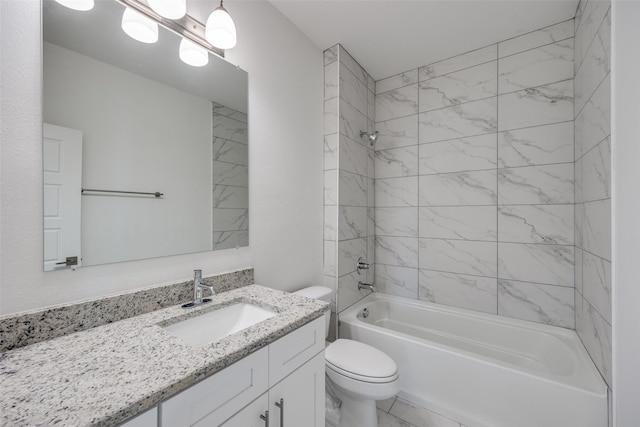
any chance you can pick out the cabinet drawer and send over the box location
[268,316,325,386]
[160,347,268,427]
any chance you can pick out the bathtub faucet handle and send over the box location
[357,257,370,274]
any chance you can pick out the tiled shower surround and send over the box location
[373,19,576,328]
[324,45,376,337]
[574,0,612,388]
[324,0,612,404]
[212,102,249,250]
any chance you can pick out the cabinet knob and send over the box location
[260,410,269,427]
[275,398,284,427]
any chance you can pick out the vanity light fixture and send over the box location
[179,38,209,67]
[122,7,159,44]
[53,0,94,11]
[205,0,237,49]
[148,0,186,20]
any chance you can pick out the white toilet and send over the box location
[293,286,400,427]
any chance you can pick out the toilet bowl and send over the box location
[293,286,400,427]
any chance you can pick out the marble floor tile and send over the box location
[377,397,397,413]
[377,410,419,427]
[389,398,463,427]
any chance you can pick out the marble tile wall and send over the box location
[374,19,576,328]
[574,0,612,389]
[212,102,249,249]
[324,45,376,337]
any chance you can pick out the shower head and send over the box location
[360,130,379,146]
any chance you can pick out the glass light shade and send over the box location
[205,4,237,49]
[148,0,186,20]
[54,0,94,11]
[122,8,159,44]
[179,38,209,67]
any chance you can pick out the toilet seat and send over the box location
[325,339,399,383]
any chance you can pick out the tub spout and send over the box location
[358,281,376,292]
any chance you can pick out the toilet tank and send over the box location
[293,286,332,339]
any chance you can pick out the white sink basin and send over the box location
[163,302,277,347]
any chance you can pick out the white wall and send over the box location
[44,42,212,266]
[612,2,640,425]
[0,0,323,314]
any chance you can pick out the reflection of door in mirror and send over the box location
[43,123,83,271]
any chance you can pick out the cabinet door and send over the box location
[219,393,269,427]
[269,317,325,386]
[269,352,325,427]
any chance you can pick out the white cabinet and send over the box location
[269,352,325,427]
[161,347,269,427]
[220,393,269,427]
[119,406,157,427]
[159,317,325,427]
[221,352,325,427]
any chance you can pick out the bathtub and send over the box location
[338,293,607,427]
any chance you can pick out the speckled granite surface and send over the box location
[0,285,328,426]
[0,268,254,352]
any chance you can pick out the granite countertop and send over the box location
[0,285,328,426]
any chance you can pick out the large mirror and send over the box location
[42,0,248,271]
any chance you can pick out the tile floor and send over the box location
[376,396,468,427]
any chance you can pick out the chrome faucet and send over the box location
[358,281,377,292]
[183,269,215,308]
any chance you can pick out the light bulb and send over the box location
[122,8,159,44]
[179,38,209,67]
[148,0,186,20]
[53,0,94,11]
[205,1,237,50]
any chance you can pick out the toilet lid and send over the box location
[325,339,398,382]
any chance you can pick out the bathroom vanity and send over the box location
[0,285,328,426]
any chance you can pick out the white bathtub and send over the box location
[339,293,607,427]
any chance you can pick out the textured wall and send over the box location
[373,19,576,328]
[573,0,612,388]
